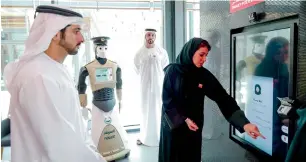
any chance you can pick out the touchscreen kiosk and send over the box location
[229,19,298,161]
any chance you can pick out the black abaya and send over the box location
[158,38,250,162]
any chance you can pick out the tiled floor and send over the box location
[117,132,159,162]
[2,130,258,162]
[1,132,159,162]
[200,119,260,162]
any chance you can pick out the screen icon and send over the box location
[281,135,288,143]
[281,125,288,134]
[255,84,261,95]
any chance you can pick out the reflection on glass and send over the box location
[1,33,9,40]
[204,30,222,79]
[234,28,290,158]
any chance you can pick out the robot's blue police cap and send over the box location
[250,35,268,44]
[34,5,83,18]
[91,36,110,46]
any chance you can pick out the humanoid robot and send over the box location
[77,36,130,161]
[236,35,268,80]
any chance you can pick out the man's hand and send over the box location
[80,101,87,108]
[244,123,266,139]
[185,118,199,131]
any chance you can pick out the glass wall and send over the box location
[0,0,164,127]
[186,0,200,41]
[1,8,34,120]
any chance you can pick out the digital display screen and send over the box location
[95,67,113,83]
[234,27,291,158]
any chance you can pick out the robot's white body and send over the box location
[78,37,130,161]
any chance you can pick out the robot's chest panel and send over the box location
[95,67,113,83]
[86,60,117,90]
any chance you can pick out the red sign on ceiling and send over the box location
[230,0,264,13]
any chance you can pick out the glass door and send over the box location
[230,20,298,161]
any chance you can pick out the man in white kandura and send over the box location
[134,28,169,146]
[3,4,106,162]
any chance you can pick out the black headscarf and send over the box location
[168,37,211,74]
[254,36,289,78]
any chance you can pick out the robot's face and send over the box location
[96,45,108,58]
[253,43,265,55]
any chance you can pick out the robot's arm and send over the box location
[116,66,123,112]
[116,66,122,102]
[77,66,89,107]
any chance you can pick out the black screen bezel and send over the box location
[229,16,298,160]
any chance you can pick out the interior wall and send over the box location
[199,1,306,161]
[200,2,252,161]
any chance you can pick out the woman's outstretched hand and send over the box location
[243,123,266,139]
[185,118,199,131]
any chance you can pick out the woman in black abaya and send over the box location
[158,38,264,162]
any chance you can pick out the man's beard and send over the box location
[147,39,154,44]
[59,39,79,55]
